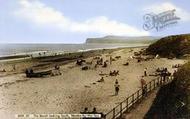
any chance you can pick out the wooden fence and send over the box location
[103,76,173,119]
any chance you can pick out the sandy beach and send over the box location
[0,47,187,119]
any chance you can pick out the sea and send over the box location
[0,43,148,57]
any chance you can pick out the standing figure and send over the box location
[140,77,146,89]
[102,61,107,67]
[144,68,147,76]
[83,107,88,113]
[110,56,112,65]
[140,77,147,97]
[92,107,97,113]
[114,79,120,95]
[98,77,104,82]
[94,64,98,70]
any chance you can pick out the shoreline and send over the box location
[0,46,146,77]
[0,44,148,62]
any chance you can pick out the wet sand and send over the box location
[0,47,187,119]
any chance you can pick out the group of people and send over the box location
[109,70,119,76]
[96,58,103,65]
[156,67,171,83]
[81,107,104,119]
[76,59,86,66]
[96,57,112,68]
[97,77,104,82]
[81,107,98,114]
[77,55,114,71]
[172,64,181,68]
[97,76,120,95]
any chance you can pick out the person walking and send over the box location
[140,77,146,89]
[140,77,147,97]
[114,79,120,95]
[144,68,147,76]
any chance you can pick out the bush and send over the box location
[145,62,190,119]
[146,34,190,58]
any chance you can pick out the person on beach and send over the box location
[102,61,107,67]
[114,79,120,95]
[161,68,168,84]
[83,107,88,113]
[92,107,97,113]
[140,76,147,97]
[55,65,60,70]
[113,70,116,75]
[110,56,112,65]
[98,77,104,82]
[140,77,146,89]
[94,64,98,70]
[144,68,147,76]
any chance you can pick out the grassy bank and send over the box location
[145,62,190,119]
[146,33,190,58]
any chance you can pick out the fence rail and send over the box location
[104,76,173,119]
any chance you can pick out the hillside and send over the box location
[86,35,159,44]
[146,34,190,58]
[145,62,190,119]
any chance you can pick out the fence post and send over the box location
[103,114,106,119]
[160,76,163,86]
[156,78,159,86]
[153,79,156,89]
[132,94,135,107]
[137,90,139,103]
[120,102,122,118]
[158,77,160,86]
[104,76,171,119]
[149,82,152,91]
[126,98,129,112]
[113,108,115,119]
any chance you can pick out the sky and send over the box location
[0,0,190,43]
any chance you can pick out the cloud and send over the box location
[144,2,190,22]
[14,0,149,36]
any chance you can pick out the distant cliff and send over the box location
[86,35,160,44]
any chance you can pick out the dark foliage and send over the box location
[145,62,190,119]
[146,34,190,58]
